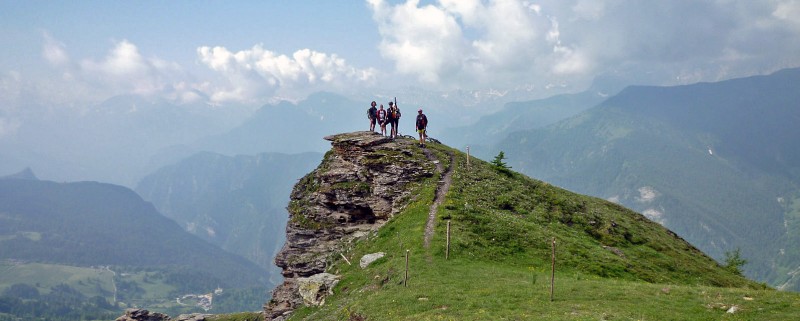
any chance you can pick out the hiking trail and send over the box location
[422,148,454,248]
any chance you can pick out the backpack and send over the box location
[392,107,400,119]
[416,114,427,129]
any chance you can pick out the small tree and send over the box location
[491,151,512,176]
[723,248,748,276]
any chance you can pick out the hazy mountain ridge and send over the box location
[0,174,280,318]
[136,151,323,280]
[495,67,800,290]
[0,95,250,186]
[440,75,629,148]
[0,177,267,287]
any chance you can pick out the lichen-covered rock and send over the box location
[360,252,385,269]
[297,273,340,306]
[265,131,435,319]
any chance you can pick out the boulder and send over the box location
[360,252,386,268]
[115,309,171,321]
[297,273,340,306]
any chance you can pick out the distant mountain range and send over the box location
[0,172,268,288]
[0,88,534,187]
[136,151,323,282]
[493,67,800,290]
[0,171,276,317]
[0,96,250,186]
[441,76,627,148]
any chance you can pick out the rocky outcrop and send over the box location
[264,131,435,319]
[115,309,171,321]
[114,309,212,321]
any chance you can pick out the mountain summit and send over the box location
[262,131,794,320]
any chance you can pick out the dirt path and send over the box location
[422,148,454,248]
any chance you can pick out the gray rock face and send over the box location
[264,131,435,319]
[360,252,386,269]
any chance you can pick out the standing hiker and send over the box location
[377,104,388,136]
[386,102,395,138]
[416,108,428,147]
[367,101,378,132]
[388,100,401,139]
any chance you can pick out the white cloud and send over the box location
[196,44,376,104]
[15,36,204,107]
[369,0,466,84]
[367,0,800,92]
[79,40,183,96]
[368,0,588,90]
[8,1,800,109]
[773,0,800,28]
[42,32,69,66]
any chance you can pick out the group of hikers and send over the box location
[367,99,428,147]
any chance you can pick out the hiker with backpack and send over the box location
[377,104,388,136]
[367,101,378,132]
[416,108,428,147]
[388,101,401,139]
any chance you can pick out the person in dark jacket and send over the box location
[388,101,400,139]
[367,101,377,132]
[415,108,427,147]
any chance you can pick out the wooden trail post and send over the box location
[404,250,410,287]
[446,220,451,260]
[466,146,471,169]
[550,238,556,302]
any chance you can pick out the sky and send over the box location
[2,0,800,111]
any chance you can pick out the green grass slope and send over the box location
[285,141,799,320]
[493,68,800,290]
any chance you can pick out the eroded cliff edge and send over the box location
[264,131,436,319]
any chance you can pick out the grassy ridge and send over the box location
[284,140,799,320]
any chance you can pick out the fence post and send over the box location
[404,249,410,287]
[550,238,556,302]
[446,220,451,260]
[466,146,471,170]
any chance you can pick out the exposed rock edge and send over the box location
[264,131,436,319]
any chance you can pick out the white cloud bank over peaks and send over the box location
[22,34,196,107]
[197,45,377,104]
[19,33,377,107]
[367,0,800,92]
[367,0,588,91]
